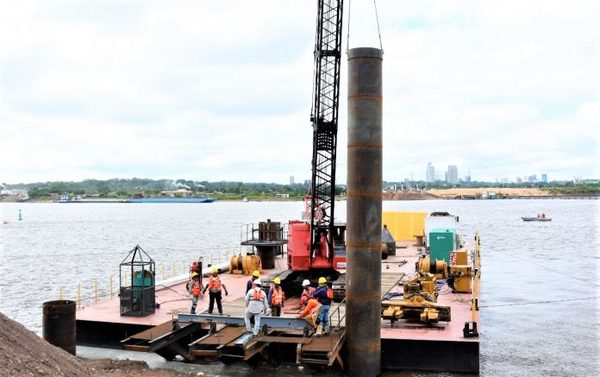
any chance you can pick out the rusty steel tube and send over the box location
[346,47,383,377]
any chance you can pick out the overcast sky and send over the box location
[1,0,598,185]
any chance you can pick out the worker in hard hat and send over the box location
[244,279,269,336]
[246,270,260,294]
[186,272,203,314]
[268,277,285,317]
[312,277,333,335]
[202,266,228,314]
[300,279,314,307]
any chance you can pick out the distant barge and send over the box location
[57,197,215,203]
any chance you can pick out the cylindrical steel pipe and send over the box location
[346,47,383,377]
[43,300,77,355]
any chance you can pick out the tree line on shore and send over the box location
[2,177,598,200]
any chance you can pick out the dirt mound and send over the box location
[0,312,192,377]
[382,191,440,200]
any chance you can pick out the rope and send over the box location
[373,0,384,52]
[481,296,598,308]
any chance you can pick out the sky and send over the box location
[1,0,598,185]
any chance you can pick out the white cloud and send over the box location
[1,0,597,184]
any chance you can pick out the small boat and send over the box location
[521,216,552,222]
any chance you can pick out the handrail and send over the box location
[471,232,481,321]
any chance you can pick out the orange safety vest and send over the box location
[251,288,263,301]
[301,287,314,304]
[191,281,201,297]
[207,276,222,292]
[271,287,285,305]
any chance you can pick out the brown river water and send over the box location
[1,199,598,376]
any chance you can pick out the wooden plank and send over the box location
[123,320,174,341]
[197,326,246,345]
[253,335,313,344]
[122,344,150,352]
[190,349,219,357]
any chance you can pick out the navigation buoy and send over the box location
[18,209,22,221]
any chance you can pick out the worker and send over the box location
[297,298,320,328]
[202,266,228,314]
[244,279,269,336]
[246,270,260,293]
[312,277,333,335]
[268,277,285,317]
[186,272,203,314]
[300,279,314,307]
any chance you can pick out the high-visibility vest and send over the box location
[271,287,285,305]
[251,288,263,301]
[301,287,314,304]
[191,281,201,297]
[208,276,222,292]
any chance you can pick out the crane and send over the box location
[284,0,346,285]
[307,0,344,266]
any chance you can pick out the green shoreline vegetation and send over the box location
[1,178,598,202]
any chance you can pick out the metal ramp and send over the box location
[296,328,345,368]
[178,313,345,368]
[121,320,205,361]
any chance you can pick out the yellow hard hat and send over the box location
[318,277,327,284]
[191,272,198,278]
[252,270,260,278]
[211,266,218,274]
[273,277,281,285]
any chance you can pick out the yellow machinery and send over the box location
[416,256,448,279]
[448,265,473,293]
[448,249,473,293]
[381,273,451,323]
[229,254,262,275]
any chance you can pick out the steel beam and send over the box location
[178,314,311,330]
[346,47,383,377]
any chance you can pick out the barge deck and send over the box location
[76,240,480,373]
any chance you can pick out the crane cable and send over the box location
[346,0,384,52]
[373,0,384,52]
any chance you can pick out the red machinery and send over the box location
[287,0,346,275]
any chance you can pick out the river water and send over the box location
[1,199,598,376]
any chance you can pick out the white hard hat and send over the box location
[302,279,310,287]
[254,279,262,286]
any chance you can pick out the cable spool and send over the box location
[242,254,262,275]
[416,256,448,278]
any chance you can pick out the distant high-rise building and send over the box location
[516,177,522,183]
[426,162,435,182]
[290,176,295,185]
[541,174,548,183]
[528,175,537,183]
[446,165,458,184]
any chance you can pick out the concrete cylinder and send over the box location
[346,47,383,377]
[43,300,76,355]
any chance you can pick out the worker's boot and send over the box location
[323,326,330,335]
[315,325,323,336]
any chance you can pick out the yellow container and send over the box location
[382,211,427,241]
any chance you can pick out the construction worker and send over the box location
[246,270,260,293]
[268,277,285,317]
[202,266,228,314]
[244,279,269,336]
[300,279,314,307]
[312,277,333,335]
[186,272,203,314]
[297,298,320,328]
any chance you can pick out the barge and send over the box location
[75,214,481,373]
